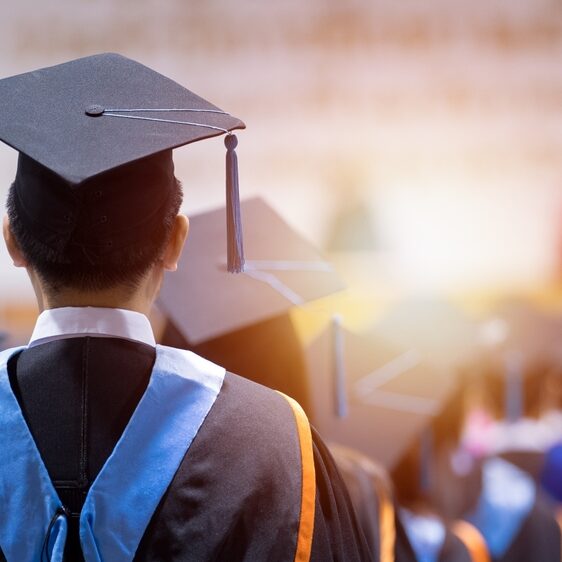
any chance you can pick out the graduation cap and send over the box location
[308,319,485,523]
[477,299,561,422]
[371,298,480,369]
[309,321,482,518]
[480,299,559,365]
[305,321,457,471]
[158,197,344,344]
[157,197,344,410]
[0,52,246,271]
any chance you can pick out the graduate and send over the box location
[157,196,345,415]
[305,322,489,562]
[0,53,371,561]
[328,443,395,562]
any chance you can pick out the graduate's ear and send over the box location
[162,214,189,272]
[3,215,28,267]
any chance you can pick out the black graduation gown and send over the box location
[2,337,371,562]
[438,530,473,562]
[328,445,384,558]
[458,458,561,562]
[393,511,475,562]
[493,498,561,562]
[161,312,313,415]
[328,444,477,562]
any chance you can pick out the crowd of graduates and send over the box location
[155,200,562,562]
[2,194,560,561]
[0,50,560,561]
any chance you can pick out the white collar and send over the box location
[29,307,156,348]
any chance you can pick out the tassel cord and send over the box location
[225,134,245,273]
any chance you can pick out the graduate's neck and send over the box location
[32,267,163,316]
[43,288,150,315]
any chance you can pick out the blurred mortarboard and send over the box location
[371,298,480,369]
[305,320,458,472]
[157,197,345,345]
[479,299,560,366]
[477,299,561,421]
[0,52,246,270]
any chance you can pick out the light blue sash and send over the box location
[0,344,225,562]
[466,456,535,558]
[400,509,446,562]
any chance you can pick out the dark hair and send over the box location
[6,177,183,295]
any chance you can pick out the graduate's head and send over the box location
[4,150,186,299]
[0,53,246,307]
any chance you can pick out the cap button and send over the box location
[85,104,105,117]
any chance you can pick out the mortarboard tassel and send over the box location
[504,350,524,423]
[332,314,348,418]
[225,134,245,273]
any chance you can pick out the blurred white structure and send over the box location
[1,0,562,301]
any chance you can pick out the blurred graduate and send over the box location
[0,54,370,561]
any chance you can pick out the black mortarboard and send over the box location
[305,322,457,471]
[480,299,560,365]
[157,197,345,345]
[306,321,472,512]
[477,299,561,421]
[0,53,246,270]
[371,298,480,369]
[157,197,344,412]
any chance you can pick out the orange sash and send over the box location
[278,393,316,562]
[452,520,491,562]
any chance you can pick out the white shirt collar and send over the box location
[29,307,156,348]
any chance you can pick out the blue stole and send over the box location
[0,344,225,562]
[466,456,535,558]
[400,509,446,562]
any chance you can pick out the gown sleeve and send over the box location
[132,372,374,562]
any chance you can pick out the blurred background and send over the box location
[2,0,562,319]
[2,1,562,557]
